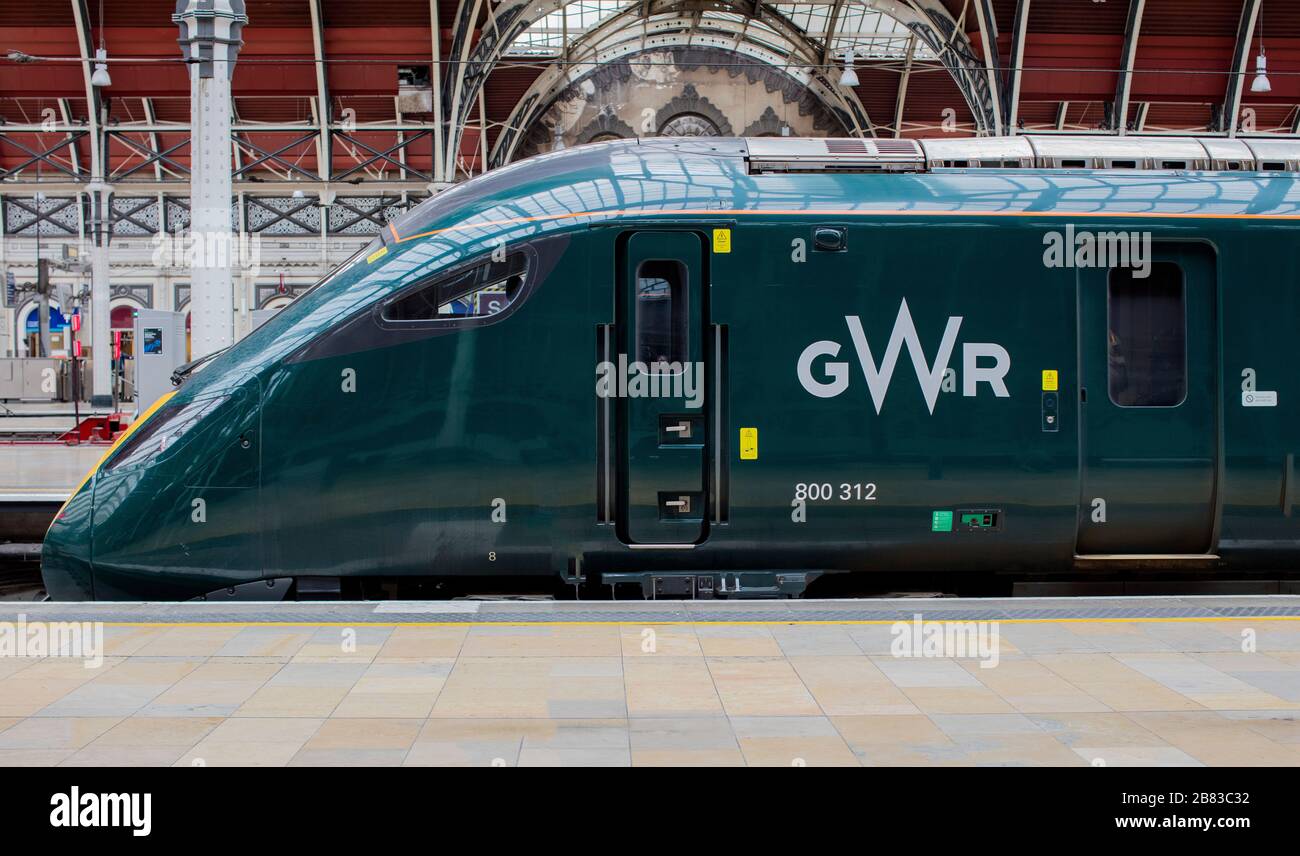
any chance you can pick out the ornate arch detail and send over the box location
[475,0,874,168]
[654,85,734,137]
[672,48,843,135]
[742,106,787,137]
[576,107,638,146]
[506,46,849,163]
[110,284,154,308]
[457,0,999,174]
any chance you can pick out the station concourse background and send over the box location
[2,0,1299,361]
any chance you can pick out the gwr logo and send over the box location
[797,299,1010,413]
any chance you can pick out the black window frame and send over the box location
[1106,261,1188,409]
[633,258,689,374]
[375,244,537,331]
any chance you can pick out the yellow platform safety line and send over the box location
[49,390,179,532]
[87,615,1300,629]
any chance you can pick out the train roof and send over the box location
[185,134,1300,397]
[382,135,1300,255]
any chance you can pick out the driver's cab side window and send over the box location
[382,251,529,324]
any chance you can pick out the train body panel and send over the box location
[40,138,1300,600]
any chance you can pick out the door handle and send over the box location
[664,496,692,512]
[665,421,692,438]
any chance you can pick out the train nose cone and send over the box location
[40,486,96,601]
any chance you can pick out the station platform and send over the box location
[0,401,126,505]
[0,401,123,436]
[0,444,100,505]
[0,596,1297,766]
[0,434,106,541]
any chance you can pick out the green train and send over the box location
[40,135,1300,600]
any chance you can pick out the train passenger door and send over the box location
[611,231,709,546]
[1077,244,1218,555]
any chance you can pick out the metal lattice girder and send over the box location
[2,196,81,236]
[0,133,90,179]
[971,0,1003,135]
[232,133,322,181]
[442,0,493,179]
[245,196,320,235]
[326,196,408,233]
[307,0,333,178]
[1223,0,1263,136]
[1004,0,1031,132]
[822,0,846,64]
[107,132,193,180]
[887,0,1000,135]
[3,192,426,238]
[332,131,434,182]
[109,197,161,235]
[141,98,164,180]
[69,0,105,180]
[58,99,83,175]
[893,34,917,137]
[1112,0,1146,134]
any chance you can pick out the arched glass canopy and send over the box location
[507,1,935,60]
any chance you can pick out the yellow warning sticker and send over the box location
[367,246,389,264]
[739,427,758,460]
[1042,370,1059,392]
[712,228,732,254]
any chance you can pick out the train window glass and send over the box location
[1108,263,1186,407]
[1262,161,1287,171]
[1111,160,1138,169]
[437,253,528,318]
[382,252,528,322]
[635,260,688,369]
[1061,159,1087,168]
[1161,160,1187,169]
[383,268,476,321]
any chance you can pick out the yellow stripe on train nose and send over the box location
[49,390,180,530]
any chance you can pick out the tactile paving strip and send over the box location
[2,596,1298,624]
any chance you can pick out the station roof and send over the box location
[0,0,1297,183]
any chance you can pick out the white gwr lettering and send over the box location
[796,299,1011,412]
